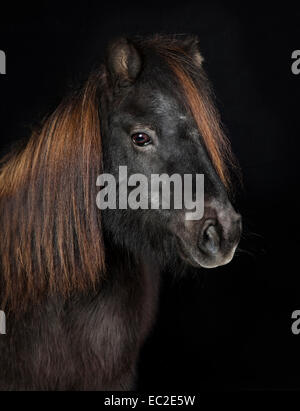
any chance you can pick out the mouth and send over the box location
[175,237,238,269]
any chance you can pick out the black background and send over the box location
[0,1,300,391]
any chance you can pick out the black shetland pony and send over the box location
[0,35,241,390]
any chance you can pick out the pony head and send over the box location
[0,35,241,312]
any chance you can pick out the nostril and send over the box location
[204,225,220,255]
[200,220,220,256]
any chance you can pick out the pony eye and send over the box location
[131,132,152,147]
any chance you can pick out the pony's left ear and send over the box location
[182,36,204,66]
[106,37,142,86]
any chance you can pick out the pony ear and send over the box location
[106,38,142,85]
[182,36,204,66]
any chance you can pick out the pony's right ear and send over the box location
[182,36,204,66]
[106,38,142,86]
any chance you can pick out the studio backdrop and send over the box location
[0,1,299,392]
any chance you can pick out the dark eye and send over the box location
[131,132,152,147]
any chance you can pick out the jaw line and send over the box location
[175,238,205,268]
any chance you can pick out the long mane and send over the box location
[0,71,105,312]
[142,35,237,189]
